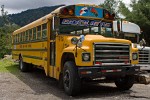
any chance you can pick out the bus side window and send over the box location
[18,33,20,43]
[77,30,82,34]
[33,27,36,40]
[26,30,29,41]
[16,35,18,43]
[37,26,41,40]
[20,33,22,42]
[22,32,25,41]
[15,35,17,43]
[16,35,17,43]
[42,23,47,39]
[18,33,20,42]
[13,35,15,43]
[29,29,33,41]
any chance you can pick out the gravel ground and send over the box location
[0,65,150,100]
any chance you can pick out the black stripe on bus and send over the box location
[23,55,43,60]
[13,38,48,45]
[12,54,47,61]
[12,48,47,51]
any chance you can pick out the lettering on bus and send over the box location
[60,18,112,28]
[61,19,89,26]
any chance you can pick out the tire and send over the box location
[19,57,29,72]
[115,75,135,90]
[58,73,64,89]
[63,61,81,96]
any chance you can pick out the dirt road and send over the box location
[0,62,150,100]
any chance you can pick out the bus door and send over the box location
[49,16,59,78]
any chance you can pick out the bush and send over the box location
[0,24,20,58]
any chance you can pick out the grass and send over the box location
[0,58,19,73]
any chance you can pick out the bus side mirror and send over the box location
[139,39,146,49]
[71,35,85,47]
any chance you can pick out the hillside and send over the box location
[3,5,64,27]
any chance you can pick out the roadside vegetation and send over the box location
[0,57,18,73]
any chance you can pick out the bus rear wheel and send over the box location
[115,75,134,90]
[19,57,29,72]
[63,61,81,96]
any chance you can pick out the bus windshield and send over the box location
[59,18,113,37]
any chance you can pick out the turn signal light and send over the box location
[61,8,69,15]
[105,13,109,19]
[104,9,115,20]
[69,9,74,15]
[60,6,74,16]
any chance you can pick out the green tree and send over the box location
[0,24,20,58]
[119,0,150,45]
[0,5,20,58]
[100,0,120,17]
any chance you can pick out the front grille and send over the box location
[94,43,130,66]
[139,50,150,64]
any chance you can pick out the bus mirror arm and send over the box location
[139,39,146,50]
[72,35,86,57]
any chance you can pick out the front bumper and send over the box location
[78,65,140,78]
[138,64,150,71]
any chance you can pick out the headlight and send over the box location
[132,43,137,48]
[82,53,90,61]
[132,53,138,60]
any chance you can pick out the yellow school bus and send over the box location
[12,4,140,96]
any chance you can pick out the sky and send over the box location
[0,0,131,15]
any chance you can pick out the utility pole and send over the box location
[1,5,9,25]
[1,5,4,16]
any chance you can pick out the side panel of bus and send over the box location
[12,23,49,75]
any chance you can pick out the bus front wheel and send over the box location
[63,61,81,96]
[115,75,134,90]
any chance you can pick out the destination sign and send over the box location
[60,18,112,28]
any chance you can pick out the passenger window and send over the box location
[15,35,17,43]
[25,31,29,41]
[37,26,41,39]
[13,35,15,43]
[70,31,76,34]
[84,28,89,34]
[77,30,82,34]
[22,32,25,42]
[91,27,99,33]
[20,33,22,42]
[42,23,47,38]
[33,28,36,40]
[29,29,33,41]
[16,35,18,43]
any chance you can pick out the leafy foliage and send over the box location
[0,5,64,58]
[0,58,18,73]
[119,0,150,45]
[100,0,120,17]
[0,24,20,58]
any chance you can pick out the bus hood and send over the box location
[82,35,131,45]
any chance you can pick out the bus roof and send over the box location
[13,4,107,35]
[113,21,141,34]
